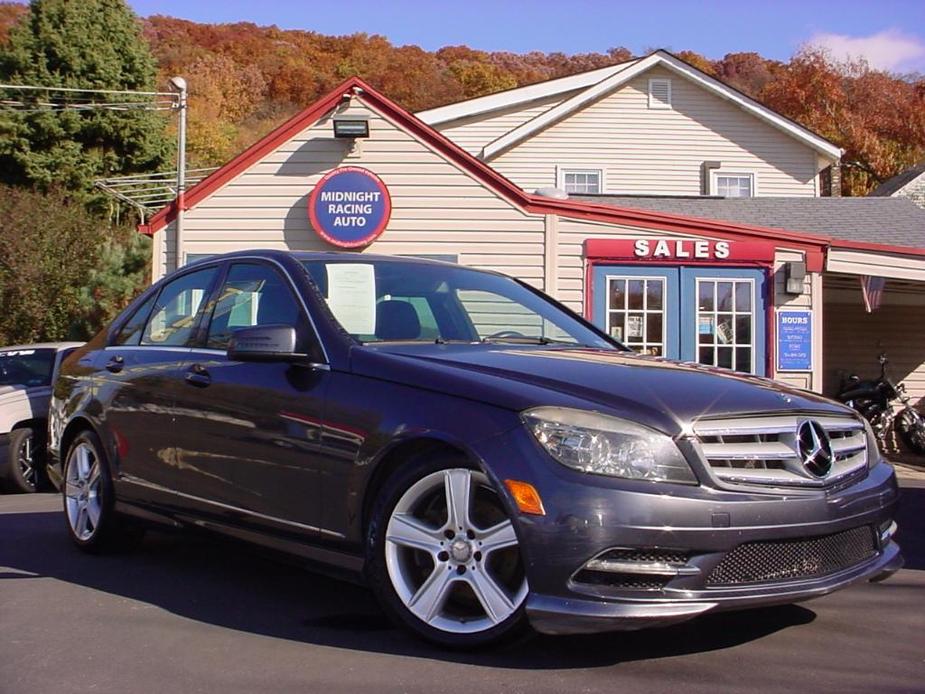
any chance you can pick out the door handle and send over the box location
[184,363,211,387]
[105,355,124,373]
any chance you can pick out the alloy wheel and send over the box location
[17,432,36,491]
[384,468,528,634]
[65,442,103,541]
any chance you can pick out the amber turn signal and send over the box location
[504,479,545,516]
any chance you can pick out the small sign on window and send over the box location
[327,264,376,334]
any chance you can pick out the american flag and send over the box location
[860,276,886,313]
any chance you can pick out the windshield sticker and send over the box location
[326,263,376,334]
[0,350,36,357]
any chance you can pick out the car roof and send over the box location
[0,342,84,352]
[185,249,500,272]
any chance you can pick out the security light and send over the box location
[333,117,370,139]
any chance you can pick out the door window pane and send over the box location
[606,276,665,356]
[114,293,157,346]
[207,263,301,350]
[141,267,218,347]
[695,278,755,373]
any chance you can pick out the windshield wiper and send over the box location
[480,335,576,345]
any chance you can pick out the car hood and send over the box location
[352,344,851,435]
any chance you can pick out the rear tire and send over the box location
[1,427,43,493]
[62,430,144,553]
[366,453,530,649]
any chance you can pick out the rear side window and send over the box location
[206,263,302,350]
[141,267,218,347]
[113,293,157,346]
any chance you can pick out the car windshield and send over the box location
[302,259,616,348]
[0,348,56,387]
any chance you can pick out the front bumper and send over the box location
[474,428,903,635]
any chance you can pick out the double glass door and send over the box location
[592,266,767,375]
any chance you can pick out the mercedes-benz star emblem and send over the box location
[797,420,834,477]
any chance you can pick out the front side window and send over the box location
[114,293,157,346]
[206,263,302,350]
[141,267,218,347]
[713,173,754,198]
[561,169,602,194]
[302,260,614,349]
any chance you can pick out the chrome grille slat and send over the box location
[693,414,868,489]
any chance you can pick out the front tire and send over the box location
[63,430,144,553]
[1,427,43,493]
[366,454,530,649]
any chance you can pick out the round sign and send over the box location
[308,166,392,248]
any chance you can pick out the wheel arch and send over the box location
[360,435,486,538]
[58,416,101,472]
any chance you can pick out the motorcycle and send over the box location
[837,353,925,456]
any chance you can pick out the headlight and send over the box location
[522,407,697,484]
[862,417,881,469]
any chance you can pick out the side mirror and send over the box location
[228,324,301,362]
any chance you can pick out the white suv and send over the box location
[0,343,82,493]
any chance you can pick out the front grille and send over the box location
[706,526,878,586]
[694,414,868,489]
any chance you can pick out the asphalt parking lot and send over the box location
[2,472,923,694]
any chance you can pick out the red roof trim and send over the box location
[140,77,923,268]
[828,239,925,259]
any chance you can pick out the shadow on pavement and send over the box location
[5,478,921,668]
[0,503,824,669]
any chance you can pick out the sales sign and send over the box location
[776,309,813,372]
[308,167,391,248]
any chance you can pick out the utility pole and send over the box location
[169,76,188,269]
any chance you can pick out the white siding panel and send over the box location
[435,93,575,155]
[489,66,819,196]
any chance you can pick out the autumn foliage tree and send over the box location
[760,49,925,195]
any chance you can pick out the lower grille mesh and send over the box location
[707,526,877,586]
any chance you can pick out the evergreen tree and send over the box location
[0,0,170,196]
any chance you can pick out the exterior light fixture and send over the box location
[785,261,807,295]
[333,117,370,139]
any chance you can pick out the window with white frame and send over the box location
[696,278,756,373]
[559,168,602,194]
[712,172,755,198]
[606,276,666,356]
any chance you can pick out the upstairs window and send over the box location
[713,172,756,198]
[560,168,602,194]
[648,78,672,109]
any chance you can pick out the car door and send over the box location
[98,264,221,504]
[169,260,331,535]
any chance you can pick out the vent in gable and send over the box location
[648,78,672,109]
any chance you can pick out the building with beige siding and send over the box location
[140,65,925,440]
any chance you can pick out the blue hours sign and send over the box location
[308,167,391,248]
[776,309,813,372]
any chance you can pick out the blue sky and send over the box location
[127,0,925,72]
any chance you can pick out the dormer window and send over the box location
[648,78,672,109]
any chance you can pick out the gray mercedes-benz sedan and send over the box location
[48,250,902,648]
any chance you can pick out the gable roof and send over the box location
[417,57,639,125]
[572,195,925,252]
[477,50,842,161]
[869,163,925,197]
[140,76,832,256]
